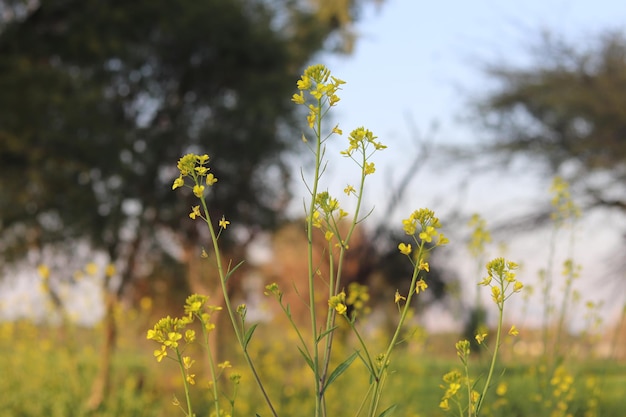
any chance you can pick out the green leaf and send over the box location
[224,260,245,283]
[316,325,339,343]
[297,345,315,371]
[243,324,258,350]
[377,404,397,417]
[320,351,358,394]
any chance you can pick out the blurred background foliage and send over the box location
[2,0,626,415]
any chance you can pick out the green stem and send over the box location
[175,349,194,417]
[199,195,279,417]
[475,304,503,416]
[306,96,324,417]
[368,244,425,417]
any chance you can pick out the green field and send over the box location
[2,319,624,417]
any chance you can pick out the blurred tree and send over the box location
[0,0,382,408]
[475,30,626,216]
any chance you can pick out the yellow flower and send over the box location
[85,262,98,276]
[193,184,205,197]
[335,303,347,315]
[398,243,412,255]
[206,173,218,185]
[219,216,230,229]
[291,92,305,104]
[183,356,195,370]
[508,325,519,336]
[364,162,376,175]
[439,399,450,410]
[419,226,436,243]
[154,346,167,362]
[418,260,429,272]
[496,382,508,396]
[172,175,185,190]
[514,281,524,292]
[189,205,201,219]
[218,361,232,369]
[394,290,406,304]
[324,230,334,241]
[186,373,196,385]
[475,331,487,344]
[37,265,50,280]
[105,264,116,277]
[344,185,355,195]
[185,329,196,343]
[140,297,153,311]
[416,279,428,294]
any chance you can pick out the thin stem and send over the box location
[475,304,503,416]
[200,196,279,417]
[175,349,194,417]
[306,96,324,417]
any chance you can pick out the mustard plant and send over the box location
[439,257,523,417]
[150,64,451,417]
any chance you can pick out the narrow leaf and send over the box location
[297,345,315,371]
[224,260,245,283]
[316,325,338,343]
[243,324,258,350]
[321,351,358,394]
[377,404,397,417]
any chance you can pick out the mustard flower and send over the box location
[218,361,232,369]
[467,214,492,258]
[185,329,196,343]
[206,173,218,185]
[328,291,347,315]
[325,230,334,242]
[177,154,198,176]
[219,216,230,229]
[415,279,428,294]
[475,331,487,344]
[419,226,436,243]
[85,262,98,276]
[172,175,185,190]
[398,243,412,255]
[418,260,429,272]
[439,399,450,410]
[105,264,116,277]
[154,345,167,362]
[364,162,376,175]
[344,184,355,195]
[189,205,201,219]
[394,290,406,304]
[291,91,305,104]
[37,265,50,280]
[183,356,195,370]
[186,373,196,385]
[508,325,519,336]
[193,184,205,197]
[455,340,470,359]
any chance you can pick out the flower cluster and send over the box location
[172,153,217,194]
[147,294,222,385]
[398,208,448,262]
[291,64,345,129]
[328,291,347,316]
[478,258,523,310]
[467,214,492,259]
[549,176,581,223]
[345,282,371,320]
[340,127,387,177]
